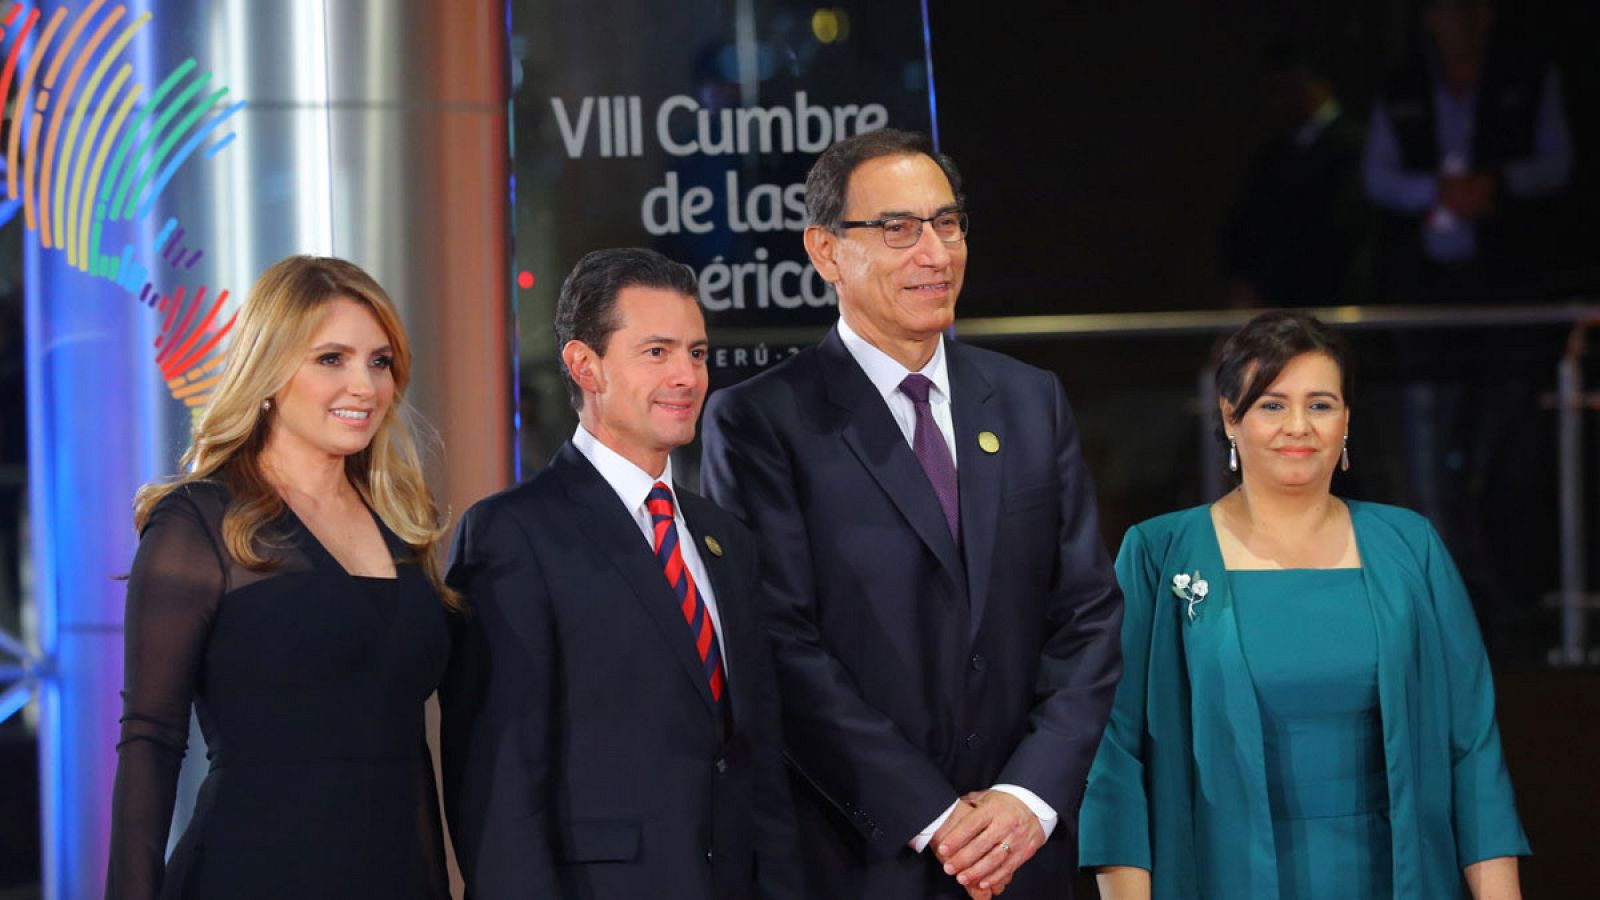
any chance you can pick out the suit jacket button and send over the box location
[706,850,714,864]
[966,733,982,749]
[970,653,987,672]
[715,758,729,774]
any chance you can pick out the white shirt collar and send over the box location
[571,424,674,515]
[836,315,950,405]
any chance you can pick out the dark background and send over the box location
[929,0,1600,315]
[921,0,1597,666]
[925,1,1599,894]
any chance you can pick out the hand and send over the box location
[933,790,1047,894]
[958,869,1004,900]
[923,797,980,849]
[922,801,997,899]
[972,871,1011,898]
[1438,172,1497,219]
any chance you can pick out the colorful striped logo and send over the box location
[2,1,244,409]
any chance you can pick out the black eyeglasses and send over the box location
[836,210,969,249]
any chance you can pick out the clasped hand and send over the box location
[932,789,1046,899]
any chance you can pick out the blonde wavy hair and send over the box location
[134,255,459,609]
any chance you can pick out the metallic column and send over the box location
[1555,325,1587,666]
[27,2,510,896]
[23,3,190,895]
[26,163,174,900]
[186,0,513,514]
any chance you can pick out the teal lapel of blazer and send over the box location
[1348,498,1431,898]
[1165,506,1280,895]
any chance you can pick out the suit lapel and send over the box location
[947,342,1002,639]
[677,496,746,723]
[820,328,968,591]
[551,444,720,723]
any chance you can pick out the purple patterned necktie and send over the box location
[899,373,959,538]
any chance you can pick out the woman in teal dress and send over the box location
[1080,312,1528,899]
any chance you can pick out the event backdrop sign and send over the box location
[509,1,937,458]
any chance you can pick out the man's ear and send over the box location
[803,224,842,284]
[562,339,604,397]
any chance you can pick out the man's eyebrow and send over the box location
[870,202,962,219]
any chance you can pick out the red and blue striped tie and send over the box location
[647,483,730,725]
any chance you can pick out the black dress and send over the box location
[106,480,453,899]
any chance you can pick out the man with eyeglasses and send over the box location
[702,129,1122,899]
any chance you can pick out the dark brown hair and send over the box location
[555,247,698,410]
[1214,311,1352,431]
[804,128,964,229]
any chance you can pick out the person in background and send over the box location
[107,256,459,899]
[1363,0,1571,299]
[1224,38,1369,308]
[1081,311,1528,899]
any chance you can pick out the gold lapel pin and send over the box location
[978,431,1000,454]
[704,535,724,557]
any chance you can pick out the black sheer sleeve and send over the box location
[105,488,226,900]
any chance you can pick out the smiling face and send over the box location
[563,285,708,476]
[805,152,966,368]
[1222,351,1349,492]
[267,296,396,463]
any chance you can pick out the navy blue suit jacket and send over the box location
[701,328,1123,898]
[441,444,802,899]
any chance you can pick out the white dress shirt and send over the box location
[837,316,958,469]
[572,425,729,676]
[834,318,1057,850]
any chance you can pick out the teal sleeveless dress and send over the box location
[1230,568,1392,899]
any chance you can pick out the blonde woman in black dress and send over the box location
[106,256,460,899]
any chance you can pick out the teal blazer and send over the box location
[1079,500,1528,899]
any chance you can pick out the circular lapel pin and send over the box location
[704,535,724,557]
[978,431,1000,454]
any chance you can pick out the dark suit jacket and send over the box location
[441,443,803,900]
[700,328,1123,899]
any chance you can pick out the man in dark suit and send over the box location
[701,130,1123,899]
[1223,39,1370,308]
[444,248,802,899]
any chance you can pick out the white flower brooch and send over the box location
[1171,571,1209,622]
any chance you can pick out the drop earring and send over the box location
[1341,434,1350,472]
[261,399,271,412]
[1228,435,1238,473]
